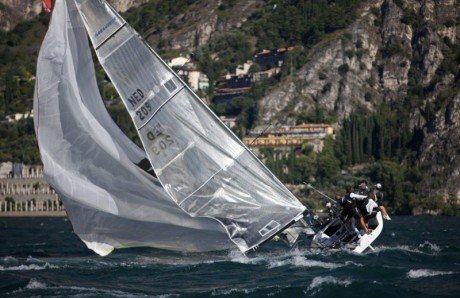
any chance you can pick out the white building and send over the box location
[168,56,189,68]
[220,116,237,129]
[235,61,253,76]
[5,110,34,123]
[168,56,209,91]
[198,73,209,90]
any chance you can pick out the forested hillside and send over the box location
[0,0,458,215]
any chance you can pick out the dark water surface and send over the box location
[0,216,459,297]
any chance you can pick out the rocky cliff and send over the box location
[257,0,459,200]
[136,0,261,51]
[0,0,147,31]
[0,0,41,31]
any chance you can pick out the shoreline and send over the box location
[0,211,67,217]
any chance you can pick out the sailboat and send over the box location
[35,0,385,256]
[34,0,309,256]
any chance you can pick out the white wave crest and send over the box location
[407,269,454,279]
[26,279,47,289]
[227,250,265,265]
[134,255,218,267]
[418,241,441,253]
[12,280,160,297]
[19,283,152,297]
[305,276,352,293]
[228,249,363,269]
[26,256,45,263]
[211,287,258,296]
[0,263,58,271]
[268,255,344,269]
[1,256,17,263]
[371,245,423,254]
[372,241,441,255]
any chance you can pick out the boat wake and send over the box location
[227,249,363,269]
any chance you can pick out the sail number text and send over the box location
[146,125,174,155]
[136,101,152,121]
[127,89,145,108]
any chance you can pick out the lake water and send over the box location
[0,216,459,297]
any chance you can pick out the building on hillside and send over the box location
[254,47,293,70]
[0,163,64,216]
[252,68,279,81]
[198,73,209,90]
[252,47,294,81]
[212,47,294,106]
[243,123,334,152]
[5,110,34,123]
[216,75,252,92]
[220,116,237,129]
[236,61,253,76]
[168,56,209,91]
[168,56,189,68]
[213,74,253,105]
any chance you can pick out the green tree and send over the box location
[316,137,340,181]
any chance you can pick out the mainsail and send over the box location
[34,0,234,255]
[74,0,307,252]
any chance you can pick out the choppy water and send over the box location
[0,216,459,297]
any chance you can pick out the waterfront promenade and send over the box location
[0,162,66,217]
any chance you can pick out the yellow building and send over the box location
[243,123,334,148]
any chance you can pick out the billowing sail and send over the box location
[74,0,306,251]
[34,0,233,255]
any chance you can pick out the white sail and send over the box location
[34,0,233,255]
[74,0,306,252]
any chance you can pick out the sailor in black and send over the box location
[339,186,371,234]
[373,183,391,220]
[359,192,380,220]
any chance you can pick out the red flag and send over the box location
[42,0,52,13]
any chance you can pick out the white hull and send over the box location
[353,212,383,253]
[311,212,384,253]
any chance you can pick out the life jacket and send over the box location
[361,199,379,218]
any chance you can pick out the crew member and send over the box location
[325,198,339,224]
[339,186,371,234]
[356,180,370,195]
[360,192,380,221]
[373,183,391,220]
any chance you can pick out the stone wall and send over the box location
[0,163,64,216]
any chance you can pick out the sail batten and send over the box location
[74,0,307,252]
[137,85,186,130]
[96,22,127,50]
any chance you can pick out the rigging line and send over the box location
[176,57,191,73]
[304,182,336,203]
[248,123,273,147]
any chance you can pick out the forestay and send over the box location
[34,0,234,255]
[74,0,306,252]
